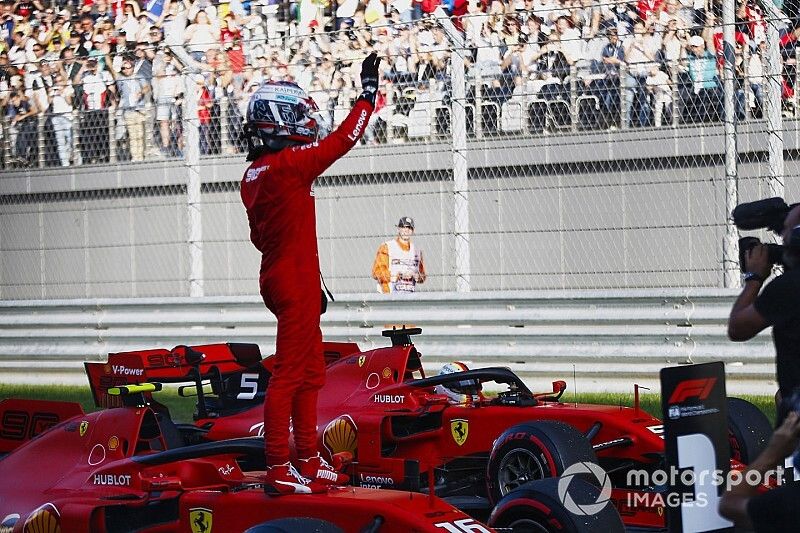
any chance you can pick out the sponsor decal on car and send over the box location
[1,513,20,532]
[323,415,358,456]
[78,421,89,437]
[218,464,234,476]
[189,507,213,533]
[106,365,144,377]
[358,355,367,367]
[358,473,396,488]
[108,436,119,450]
[23,503,60,533]
[382,367,392,379]
[249,422,265,437]
[146,353,183,368]
[450,419,469,446]
[93,474,132,486]
[373,394,405,404]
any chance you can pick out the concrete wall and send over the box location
[1,121,798,299]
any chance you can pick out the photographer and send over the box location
[728,204,800,422]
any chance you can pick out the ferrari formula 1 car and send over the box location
[0,385,625,533]
[83,328,773,531]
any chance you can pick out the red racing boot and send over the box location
[263,462,326,495]
[298,453,350,486]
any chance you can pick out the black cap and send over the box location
[398,217,414,229]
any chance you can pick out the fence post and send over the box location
[184,72,203,297]
[671,61,680,126]
[435,6,470,291]
[109,108,117,163]
[72,109,82,166]
[220,94,229,153]
[37,113,46,168]
[759,0,785,201]
[475,71,483,139]
[1,116,8,168]
[570,65,578,132]
[620,63,628,129]
[722,0,740,288]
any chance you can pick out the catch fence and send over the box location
[1,6,798,298]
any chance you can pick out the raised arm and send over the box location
[288,52,381,183]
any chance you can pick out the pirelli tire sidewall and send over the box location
[243,518,344,533]
[488,477,625,533]
[486,421,598,507]
[727,396,773,464]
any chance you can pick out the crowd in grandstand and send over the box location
[0,0,798,167]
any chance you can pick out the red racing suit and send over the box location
[241,99,374,465]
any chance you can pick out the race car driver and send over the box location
[240,53,380,495]
[434,361,484,405]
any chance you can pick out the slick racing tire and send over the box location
[244,518,344,533]
[488,477,625,533]
[487,421,597,506]
[727,397,773,464]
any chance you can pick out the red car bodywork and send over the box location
[0,397,492,533]
[84,337,675,530]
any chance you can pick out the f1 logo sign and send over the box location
[667,377,717,404]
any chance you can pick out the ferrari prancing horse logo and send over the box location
[189,507,213,533]
[451,419,469,446]
[358,355,366,367]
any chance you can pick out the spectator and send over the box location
[0,6,13,48]
[115,1,141,37]
[6,89,38,166]
[623,21,656,126]
[184,10,218,61]
[372,216,427,293]
[196,74,213,154]
[8,30,28,69]
[683,33,721,122]
[748,38,765,117]
[73,56,115,164]
[646,63,672,125]
[597,25,624,125]
[152,51,181,156]
[113,58,149,161]
[48,71,74,167]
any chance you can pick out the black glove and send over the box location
[357,52,381,106]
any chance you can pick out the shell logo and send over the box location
[23,503,60,533]
[322,415,358,457]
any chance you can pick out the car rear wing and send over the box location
[85,341,362,409]
[85,343,263,408]
[0,398,84,453]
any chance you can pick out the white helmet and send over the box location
[244,80,331,160]
[434,361,482,404]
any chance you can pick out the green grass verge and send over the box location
[1,385,778,426]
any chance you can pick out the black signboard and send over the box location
[660,361,734,533]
